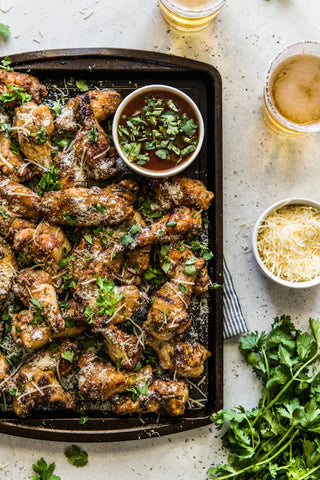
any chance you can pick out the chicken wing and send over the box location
[0,351,10,383]
[0,236,17,308]
[41,179,138,226]
[53,151,87,189]
[0,132,33,182]
[112,378,189,416]
[100,323,144,371]
[73,93,117,180]
[0,175,42,219]
[78,353,153,401]
[12,102,54,173]
[12,307,86,350]
[144,246,205,341]
[145,335,210,378]
[13,269,65,333]
[55,88,122,134]
[130,207,202,249]
[12,220,71,275]
[0,70,47,104]
[144,176,214,211]
[10,363,76,417]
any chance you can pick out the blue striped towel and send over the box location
[223,258,248,339]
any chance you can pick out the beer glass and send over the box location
[159,0,226,32]
[263,41,320,134]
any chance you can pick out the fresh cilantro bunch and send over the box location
[209,315,320,479]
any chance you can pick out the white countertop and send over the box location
[1,0,320,478]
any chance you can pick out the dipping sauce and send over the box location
[117,90,200,172]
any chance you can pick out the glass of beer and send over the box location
[159,0,226,32]
[263,41,320,134]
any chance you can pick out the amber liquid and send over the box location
[159,0,224,31]
[266,54,320,132]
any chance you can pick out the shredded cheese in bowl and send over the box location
[253,199,320,287]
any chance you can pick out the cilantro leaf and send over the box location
[76,79,88,92]
[31,458,60,480]
[0,24,10,40]
[64,444,88,468]
[38,165,61,195]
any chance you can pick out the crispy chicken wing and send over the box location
[41,179,138,226]
[73,93,117,180]
[12,220,71,275]
[12,220,71,274]
[99,323,144,371]
[12,102,54,173]
[146,335,211,378]
[0,132,33,182]
[55,88,122,134]
[112,378,189,416]
[0,351,10,383]
[10,363,76,417]
[0,70,47,104]
[0,236,17,308]
[53,151,87,189]
[12,307,86,350]
[130,207,202,249]
[13,269,65,333]
[145,246,205,341]
[78,353,153,401]
[144,176,214,211]
[0,175,42,219]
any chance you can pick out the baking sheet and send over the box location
[0,48,223,441]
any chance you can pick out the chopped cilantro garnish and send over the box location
[87,125,98,143]
[0,85,32,108]
[31,125,48,144]
[75,79,89,92]
[61,350,74,363]
[38,165,61,195]
[63,213,79,226]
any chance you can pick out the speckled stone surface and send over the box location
[1,0,320,478]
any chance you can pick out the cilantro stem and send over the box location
[258,422,295,462]
[297,464,320,480]
[252,345,320,428]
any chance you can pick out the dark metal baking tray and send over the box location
[0,48,223,442]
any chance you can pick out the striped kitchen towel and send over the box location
[223,258,248,339]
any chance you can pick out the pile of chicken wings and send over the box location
[0,68,214,418]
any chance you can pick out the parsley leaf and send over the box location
[31,457,60,480]
[0,24,10,40]
[64,444,88,468]
[75,79,88,92]
[87,125,98,143]
[209,316,320,479]
[38,165,61,195]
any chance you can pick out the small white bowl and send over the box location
[252,197,320,288]
[112,84,204,178]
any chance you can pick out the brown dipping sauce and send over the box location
[118,89,200,172]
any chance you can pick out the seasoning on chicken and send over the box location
[99,323,144,371]
[0,69,47,104]
[144,176,214,211]
[55,88,122,134]
[73,93,117,180]
[0,132,33,182]
[78,353,153,401]
[12,102,54,174]
[12,306,86,350]
[0,175,42,219]
[13,269,65,333]
[41,179,138,226]
[144,246,205,341]
[0,236,17,308]
[130,207,202,249]
[0,351,10,383]
[53,151,87,189]
[9,362,76,417]
[112,378,189,416]
[12,220,71,276]
[145,334,211,378]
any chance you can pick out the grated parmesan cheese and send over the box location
[257,204,320,282]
